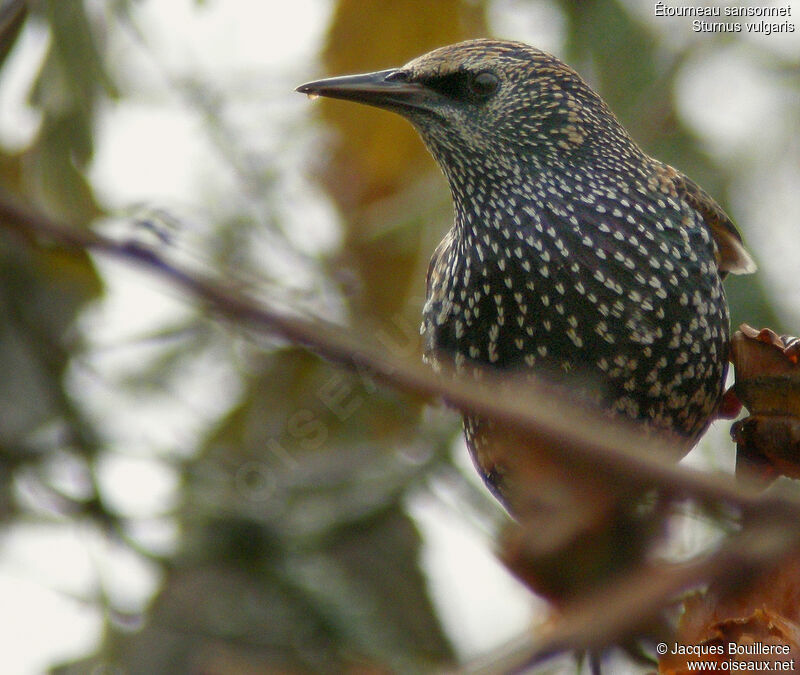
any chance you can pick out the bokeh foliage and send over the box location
[0,0,104,528]
[0,0,796,673]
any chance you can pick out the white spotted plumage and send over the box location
[410,40,754,445]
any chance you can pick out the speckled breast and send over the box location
[421,167,731,442]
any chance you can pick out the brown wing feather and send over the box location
[667,166,757,276]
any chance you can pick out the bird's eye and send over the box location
[421,70,499,104]
[469,71,499,99]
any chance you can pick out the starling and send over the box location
[297,39,756,503]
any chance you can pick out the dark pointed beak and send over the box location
[296,68,432,113]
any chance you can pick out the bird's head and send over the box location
[297,39,635,179]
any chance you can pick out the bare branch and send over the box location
[1,192,798,517]
[464,520,800,673]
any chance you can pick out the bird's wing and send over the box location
[421,228,456,363]
[668,167,757,276]
[425,228,455,295]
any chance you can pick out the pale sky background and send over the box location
[0,1,798,673]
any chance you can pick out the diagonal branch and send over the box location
[1,191,798,518]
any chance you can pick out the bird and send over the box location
[297,39,756,509]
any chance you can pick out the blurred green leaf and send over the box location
[0,0,106,518]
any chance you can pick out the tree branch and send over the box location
[1,191,798,515]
